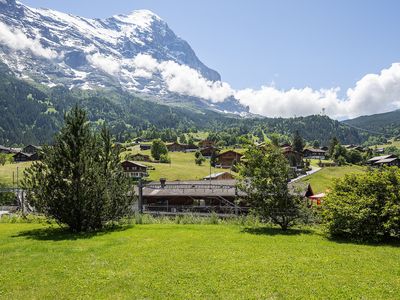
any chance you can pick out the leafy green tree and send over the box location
[151,139,168,160]
[22,106,134,232]
[385,146,400,156]
[237,143,305,230]
[323,168,400,241]
[292,130,304,153]
[328,137,339,158]
[269,133,280,146]
[312,140,320,148]
[333,144,347,161]
[0,153,6,166]
[187,136,195,146]
[195,151,206,165]
[347,149,363,164]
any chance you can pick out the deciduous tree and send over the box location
[237,143,305,230]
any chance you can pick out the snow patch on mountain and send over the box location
[0,1,247,112]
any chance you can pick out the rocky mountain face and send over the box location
[0,0,247,113]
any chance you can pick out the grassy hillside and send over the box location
[343,109,400,138]
[1,223,399,299]
[124,149,237,181]
[301,165,367,193]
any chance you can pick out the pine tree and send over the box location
[292,130,305,152]
[22,106,134,232]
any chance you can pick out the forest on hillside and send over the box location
[0,63,371,146]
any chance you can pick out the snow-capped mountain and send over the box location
[0,0,247,113]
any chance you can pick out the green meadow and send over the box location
[0,223,399,299]
[301,165,367,193]
[0,162,31,187]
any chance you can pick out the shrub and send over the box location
[159,154,171,163]
[322,167,400,241]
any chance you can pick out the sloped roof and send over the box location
[121,160,148,168]
[368,155,396,162]
[375,157,399,164]
[203,172,233,179]
[304,148,326,153]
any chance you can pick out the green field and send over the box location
[376,139,400,149]
[0,162,31,186]
[301,165,367,193]
[0,223,399,299]
[125,149,237,181]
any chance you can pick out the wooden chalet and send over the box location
[198,140,215,149]
[166,142,198,152]
[303,148,326,159]
[167,142,187,152]
[130,153,151,162]
[368,155,400,167]
[121,160,148,179]
[216,150,243,168]
[13,152,39,162]
[282,146,304,167]
[140,144,151,151]
[200,146,220,157]
[22,145,41,154]
[367,154,397,165]
[203,172,235,180]
[0,145,14,154]
[137,179,317,215]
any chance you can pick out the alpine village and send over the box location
[1,0,400,299]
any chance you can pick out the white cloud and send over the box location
[87,52,120,75]
[115,53,400,119]
[235,87,345,118]
[158,60,233,102]
[0,21,59,59]
[130,53,234,102]
[236,63,400,119]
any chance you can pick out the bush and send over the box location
[322,167,400,241]
[159,154,171,163]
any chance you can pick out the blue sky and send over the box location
[22,0,400,92]
[13,0,400,118]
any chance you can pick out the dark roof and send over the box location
[121,160,148,168]
[13,152,36,158]
[304,148,326,153]
[139,180,313,198]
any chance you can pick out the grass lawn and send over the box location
[301,165,367,193]
[308,158,334,168]
[0,162,31,187]
[0,223,399,299]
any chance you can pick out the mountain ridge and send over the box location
[0,1,247,113]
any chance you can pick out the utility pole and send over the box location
[138,179,143,213]
[16,166,19,188]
